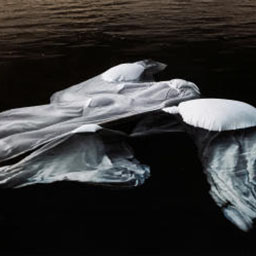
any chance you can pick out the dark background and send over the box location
[0,0,256,255]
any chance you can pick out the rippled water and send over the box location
[0,0,256,107]
[1,1,256,254]
[1,0,256,59]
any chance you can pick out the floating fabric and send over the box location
[0,60,200,187]
[164,98,256,231]
[101,59,166,82]
[164,98,256,131]
[4,60,256,232]
[0,124,149,188]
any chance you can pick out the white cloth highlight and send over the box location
[197,127,256,231]
[164,98,256,131]
[0,60,200,187]
[0,125,149,188]
[164,97,256,231]
[102,63,145,82]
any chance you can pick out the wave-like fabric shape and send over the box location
[1,60,256,232]
[165,98,256,131]
[0,60,200,188]
[164,99,256,231]
[190,127,256,232]
[0,124,149,188]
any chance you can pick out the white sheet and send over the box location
[0,60,200,187]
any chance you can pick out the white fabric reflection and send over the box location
[197,128,256,231]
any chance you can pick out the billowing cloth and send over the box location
[0,124,149,188]
[0,60,200,187]
[4,60,256,232]
[164,99,256,231]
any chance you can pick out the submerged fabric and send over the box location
[0,124,149,188]
[186,126,256,231]
[0,60,199,187]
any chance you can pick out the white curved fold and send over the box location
[0,61,200,164]
[0,125,149,188]
[177,98,256,131]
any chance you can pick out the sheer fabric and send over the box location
[0,60,199,187]
[193,127,256,231]
[4,60,255,231]
[164,100,256,231]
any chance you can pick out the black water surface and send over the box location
[0,0,256,255]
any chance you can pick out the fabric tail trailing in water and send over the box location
[192,126,256,232]
[0,124,150,188]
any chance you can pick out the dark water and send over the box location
[1,0,256,58]
[1,0,256,109]
[0,0,256,255]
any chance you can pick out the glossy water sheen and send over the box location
[1,0,256,58]
[0,0,256,108]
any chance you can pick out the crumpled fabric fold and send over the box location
[1,59,256,232]
[0,124,149,188]
[0,60,200,187]
[184,124,256,231]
